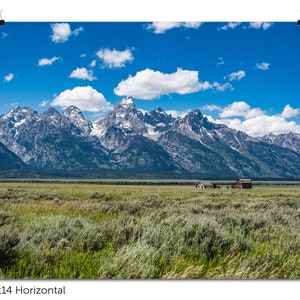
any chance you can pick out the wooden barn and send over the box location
[232,178,252,189]
[196,181,217,189]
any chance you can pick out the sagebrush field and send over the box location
[0,182,299,279]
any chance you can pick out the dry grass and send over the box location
[0,182,300,278]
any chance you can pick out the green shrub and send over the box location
[0,226,20,268]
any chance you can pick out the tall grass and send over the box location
[0,183,299,278]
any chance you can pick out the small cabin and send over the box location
[196,181,217,189]
[232,178,252,189]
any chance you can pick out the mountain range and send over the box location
[1,96,300,179]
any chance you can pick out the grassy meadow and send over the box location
[0,182,300,279]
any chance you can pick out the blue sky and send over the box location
[0,21,300,136]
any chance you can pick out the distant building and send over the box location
[232,178,252,189]
[196,181,217,189]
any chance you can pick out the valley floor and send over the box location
[0,182,300,279]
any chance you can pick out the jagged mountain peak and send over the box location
[153,107,166,114]
[92,96,147,145]
[180,109,222,132]
[143,106,174,136]
[63,106,92,136]
[1,98,300,178]
[64,105,82,113]
[1,106,38,126]
[5,106,37,117]
[43,107,61,117]
[183,109,204,121]
[63,105,86,120]
[119,96,134,106]
[106,96,142,121]
[259,132,300,154]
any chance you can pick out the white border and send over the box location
[0,0,300,21]
[2,280,300,300]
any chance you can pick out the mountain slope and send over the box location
[259,132,300,154]
[1,98,300,178]
[0,106,112,171]
[157,109,300,178]
[0,142,27,171]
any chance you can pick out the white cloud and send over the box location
[202,104,222,111]
[73,26,84,36]
[96,48,134,69]
[249,22,273,30]
[38,56,62,66]
[218,22,273,31]
[69,67,96,81]
[114,68,233,100]
[146,22,202,34]
[219,101,264,119]
[3,73,14,83]
[225,70,246,81]
[218,22,241,30]
[38,100,49,107]
[210,82,233,92]
[51,86,112,112]
[89,60,97,68]
[114,68,202,100]
[50,23,84,43]
[213,101,300,136]
[256,62,270,70]
[218,115,300,137]
[280,104,300,119]
[166,109,191,119]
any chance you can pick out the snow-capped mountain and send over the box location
[143,107,175,140]
[157,109,300,178]
[63,105,93,136]
[0,106,112,171]
[1,97,300,178]
[92,96,147,151]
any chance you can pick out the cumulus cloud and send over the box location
[249,22,273,30]
[213,101,300,136]
[218,115,300,137]
[38,56,62,66]
[51,86,112,112]
[280,104,300,119]
[256,62,270,70]
[97,48,134,69]
[219,101,264,119]
[225,70,246,81]
[69,67,96,81]
[114,68,233,100]
[50,23,84,43]
[3,73,14,83]
[146,22,202,34]
[114,68,203,100]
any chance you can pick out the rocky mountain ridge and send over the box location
[1,97,300,178]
